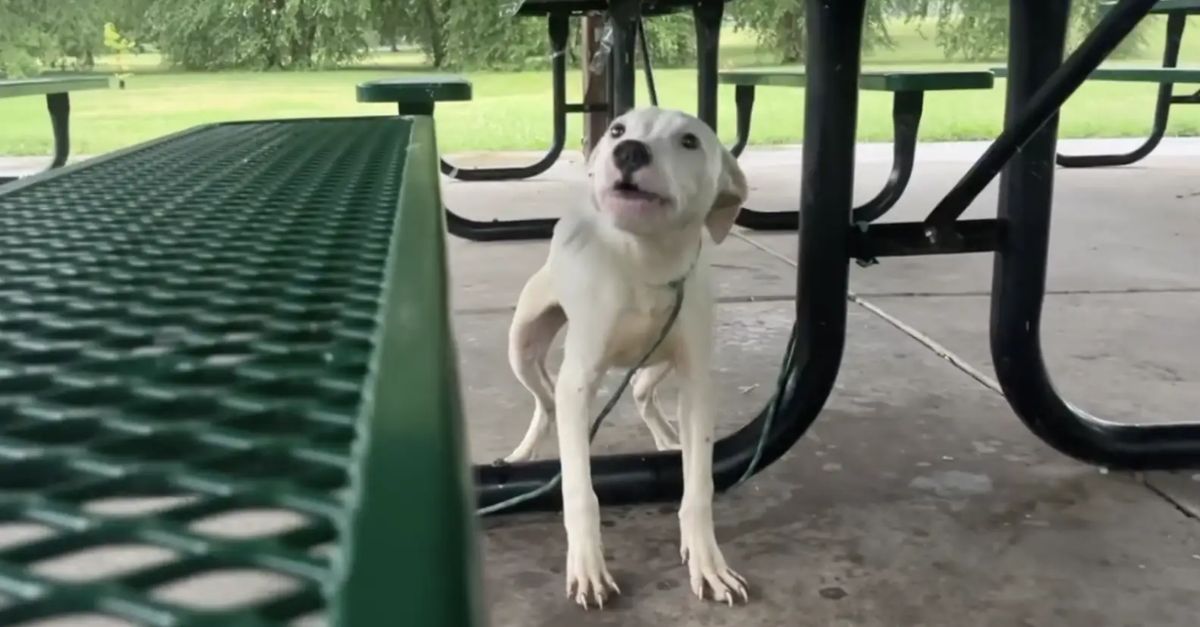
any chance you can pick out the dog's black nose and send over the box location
[612,139,652,175]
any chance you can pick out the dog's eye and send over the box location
[681,133,699,150]
[610,123,625,139]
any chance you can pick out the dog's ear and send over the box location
[705,147,748,244]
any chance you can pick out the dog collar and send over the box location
[661,238,702,290]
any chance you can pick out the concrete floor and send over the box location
[1,138,1198,625]
[444,139,1200,626]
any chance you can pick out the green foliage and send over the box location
[728,0,920,63]
[0,0,112,76]
[640,14,697,68]
[930,0,1146,61]
[149,0,370,70]
[440,0,544,69]
[373,0,694,70]
[104,22,136,85]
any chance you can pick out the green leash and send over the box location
[478,240,791,516]
[477,272,689,516]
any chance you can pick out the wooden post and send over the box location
[581,14,608,156]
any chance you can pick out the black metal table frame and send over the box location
[0,93,71,186]
[445,0,727,242]
[476,0,1200,514]
[731,85,924,229]
[1058,6,1199,167]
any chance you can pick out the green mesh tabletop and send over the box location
[0,117,481,626]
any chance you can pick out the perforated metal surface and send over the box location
[0,117,414,625]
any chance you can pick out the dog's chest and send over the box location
[603,290,679,366]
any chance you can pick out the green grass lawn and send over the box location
[2,18,1199,156]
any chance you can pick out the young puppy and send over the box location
[505,107,749,608]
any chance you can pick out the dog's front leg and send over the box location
[556,328,619,609]
[678,356,748,605]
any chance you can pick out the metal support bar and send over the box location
[694,0,723,129]
[609,0,641,115]
[444,212,556,242]
[734,89,925,231]
[46,93,70,170]
[991,0,1200,469]
[637,20,659,106]
[852,91,923,224]
[474,0,866,513]
[729,85,755,158]
[1169,90,1200,104]
[565,103,609,114]
[439,14,569,181]
[1057,11,1187,167]
[851,219,1000,260]
[924,0,1160,242]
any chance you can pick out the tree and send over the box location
[728,0,923,63]
[0,0,114,76]
[148,0,370,70]
[930,0,1145,61]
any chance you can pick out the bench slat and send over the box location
[357,75,473,104]
[719,69,994,92]
[993,66,1200,83]
[0,76,111,99]
[1101,0,1200,15]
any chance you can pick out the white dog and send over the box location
[505,107,750,608]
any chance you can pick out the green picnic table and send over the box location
[994,0,1200,167]
[0,76,110,183]
[0,85,483,624]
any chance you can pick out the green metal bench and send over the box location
[1009,0,1200,167]
[359,74,566,243]
[0,107,483,623]
[720,69,994,230]
[0,76,111,184]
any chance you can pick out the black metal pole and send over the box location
[46,93,70,170]
[1057,11,1187,167]
[439,14,569,181]
[609,0,640,115]
[852,90,923,224]
[924,0,1160,241]
[730,85,755,157]
[694,0,724,129]
[990,0,1200,469]
[736,88,923,230]
[474,0,864,513]
[637,20,660,106]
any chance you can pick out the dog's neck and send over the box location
[594,218,705,288]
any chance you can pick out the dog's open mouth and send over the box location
[610,180,668,205]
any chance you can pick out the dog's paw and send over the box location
[501,446,539,464]
[565,540,620,609]
[680,529,748,605]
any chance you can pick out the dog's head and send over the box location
[588,107,748,243]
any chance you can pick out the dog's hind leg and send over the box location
[633,362,680,451]
[504,267,566,463]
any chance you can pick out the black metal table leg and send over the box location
[735,88,925,230]
[694,0,723,129]
[1057,10,1187,168]
[609,0,641,116]
[46,93,71,170]
[991,0,1200,469]
[925,0,1161,243]
[440,14,569,181]
[729,85,755,158]
[474,0,864,513]
[852,90,923,224]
